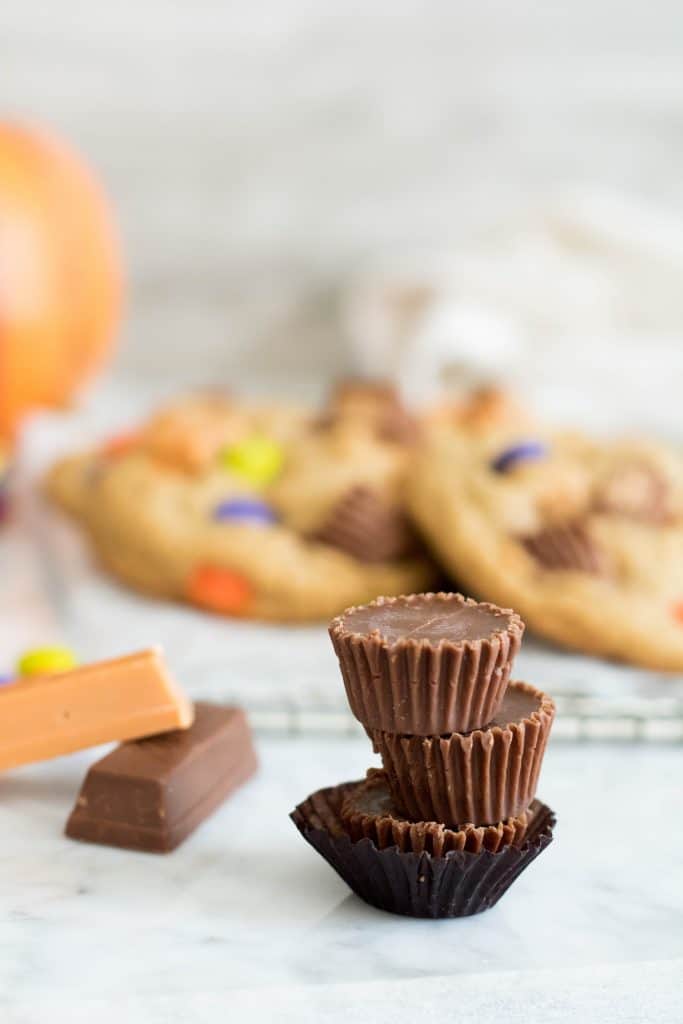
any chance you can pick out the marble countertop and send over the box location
[1,734,681,1023]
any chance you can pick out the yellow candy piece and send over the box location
[220,436,284,487]
[18,646,78,678]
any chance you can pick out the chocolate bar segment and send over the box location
[66,703,257,853]
[313,485,417,563]
[0,649,193,772]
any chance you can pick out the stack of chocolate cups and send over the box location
[291,593,557,918]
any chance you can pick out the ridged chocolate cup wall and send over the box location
[340,770,529,855]
[369,682,555,827]
[329,593,524,735]
[291,781,555,919]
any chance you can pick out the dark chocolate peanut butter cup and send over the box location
[291,780,555,919]
[370,681,555,828]
[340,769,528,856]
[329,593,524,735]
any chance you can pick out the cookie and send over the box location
[46,391,434,621]
[409,407,683,669]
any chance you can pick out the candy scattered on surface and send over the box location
[219,436,284,487]
[186,565,253,616]
[491,440,549,474]
[18,646,78,678]
[212,497,277,525]
[101,432,140,459]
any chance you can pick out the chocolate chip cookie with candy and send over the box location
[408,390,683,670]
[46,386,433,621]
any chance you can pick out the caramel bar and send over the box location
[66,703,257,852]
[0,649,193,772]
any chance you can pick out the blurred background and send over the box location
[3,1,683,434]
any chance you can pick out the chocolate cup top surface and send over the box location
[332,592,522,648]
[329,592,525,735]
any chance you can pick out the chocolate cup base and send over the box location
[291,781,555,919]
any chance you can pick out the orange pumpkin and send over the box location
[0,122,123,439]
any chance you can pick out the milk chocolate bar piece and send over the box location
[0,649,193,772]
[65,703,257,852]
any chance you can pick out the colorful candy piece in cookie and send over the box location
[0,674,14,686]
[141,395,256,473]
[101,432,140,459]
[673,602,683,625]
[220,436,284,487]
[186,565,253,615]
[18,646,78,677]
[491,440,549,473]
[212,497,277,525]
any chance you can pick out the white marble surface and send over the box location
[0,735,682,1023]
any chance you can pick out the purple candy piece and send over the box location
[0,673,14,686]
[213,497,277,525]
[491,441,549,474]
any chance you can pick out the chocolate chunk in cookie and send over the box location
[521,519,608,574]
[313,485,416,563]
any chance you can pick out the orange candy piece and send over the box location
[186,565,253,616]
[673,602,683,625]
[101,431,140,459]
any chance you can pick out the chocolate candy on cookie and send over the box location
[313,485,416,564]
[292,590,556,919]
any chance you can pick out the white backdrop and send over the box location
[2,1,683,427]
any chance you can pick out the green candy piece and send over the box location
[18,646,78,678]
[220,436,284,487]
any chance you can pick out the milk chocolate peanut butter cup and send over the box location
[329,593,524,735]
[370,681,555,827]
[291,780,555,919]
[340,769,529,855]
